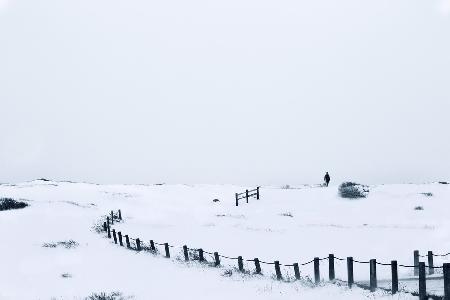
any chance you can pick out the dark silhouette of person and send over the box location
[324,172,330,187]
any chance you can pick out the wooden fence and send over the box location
[235,187,260,206]
[102,209,450,300]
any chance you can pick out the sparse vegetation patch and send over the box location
[43,240,79,249]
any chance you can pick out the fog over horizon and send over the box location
[1,0,449,186]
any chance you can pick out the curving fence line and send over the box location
[100,209,450,300]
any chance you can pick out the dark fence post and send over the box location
[235,193,239,206]
[370,259,377,292]
[314,257,320,284]
[106,217,110,227]
[444,263,450,300]
[107,226,111,238]
[329,254,335,281]
[214,252,220,266]
[150,240,156,252]
[136,238,141,251]
[118,232,123,246]
[110,211,114,224]
[256,187,260,200]
[274,261,282,280]
[246,190,249,203]
[391,260,398,294]
[238,256,244,272]
[125,235,130,248]
[414,250,420,276]
[183,245,189,261]
[112,229,117,244]
[428,251,434,275]
[118,209,122,220]
[254,258,261,274]
[198,249,204,262]
[347,257,354,288]
[419,262,426,300]
[103,222,107,232]
[164,243,170,258]
[293,263,300,280]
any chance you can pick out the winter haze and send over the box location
[0,0,449,185]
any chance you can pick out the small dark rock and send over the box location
[414,206,424,211]
[212,199,220,202]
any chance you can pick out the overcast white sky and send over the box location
[0,0,449,186]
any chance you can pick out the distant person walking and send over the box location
[324,172,330,187]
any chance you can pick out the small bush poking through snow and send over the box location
[0,198,28,211]
[415,206,424,211]
[338,182,369,199]
[281,184,291,189]
[85,292,128,300]
[279,212,294,218]
[43,240,79,249]
[421,192,433,197]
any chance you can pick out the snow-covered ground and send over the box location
[1,180,449,299]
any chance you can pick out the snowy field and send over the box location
[1,180,449,299]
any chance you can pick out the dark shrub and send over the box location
[0,198,28,211]
[85,292,126,300]
[338,182,369,199]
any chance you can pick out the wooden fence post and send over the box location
[238,256,244,272]
[103,222,107,232]
[164,243,170,258]
[391,260,398,294]
[214,252,220,266]
[150,240,156,252]
[274,261,282,280]
[136,238,141,251]
[107,226,111,238]
[235,193,239,206]
[256,187,260,200]
[198,249,204,262]
[314,257,320,284]
[112,229,117,244]
[444,263,450,300]
[347,257,354,288]
[107,216,110,227]
[183,245,189,261]
[118,232,123,246]
[293,263,300,280]
[110,211,114,224]
[254,258,261,274]
[329,254,335,281]
[428,251,434,275]
[118,209,122,220]
[246,190,249,203]
[125,235,130,248]
[370,259,377,292]
[414,250,420,276]
[419,262,426,300]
